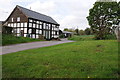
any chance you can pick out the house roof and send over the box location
[62,31,73,34]
[17,5,59,25]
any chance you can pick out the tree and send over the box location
[75,29,79,35]
[87,1,119,39]
[84,28,91,35]
[63,28,69,31]
[79,30,85,35]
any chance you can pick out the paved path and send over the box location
[1,38,74,55]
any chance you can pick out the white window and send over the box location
[17,17,20,22]
[29,23,32,27]
[40,22,42,24]
[11,18,14,22]
[29,29,32,33]
[11,23,13,27]
[17,23,20,27]
[43,23,46,29]
[21,23,24,27]
[36,24,39,28]
[32,34,35,38]
[17,29,20,33]
[36,30,39,33]
[24,34,27,37]
[29,19,32,22]
[21,28,23,30]
[33,24,35,28]
[17,34,20,36]
[43,31,45,36]
[24,23,27,27]
[24,28,27,33]
[40,25,42,29]
[14,23,16,27]
[8,24,10,26]
[37,21,39,24]
[39,30,42,34]
[36,35,39,38]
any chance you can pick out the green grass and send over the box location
[68,35,95,41]
[2,34,43,46]
[2,40,119,78]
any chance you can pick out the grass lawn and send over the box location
[68,35,95,41]
[2,34,43,46]
[2,40,119,78]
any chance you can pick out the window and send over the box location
[39,30,42,34]
[55,31,57,35]
[29,19,32,22]
[8,24,10,26]
[17,23,20,27]
[24,28,27,33]
[24,23,27,27]
[36,30,39,33]
[29,29,32,33]
[36,24,39,28]
[17,17,20,22]
[33,24,36,28]
[29,23,32,27]
[32,29,36,34]
[36,35,39,38]
[21,23,24,27]
[37,21,39,24]
[14,23,16,27]
[11,18,14,22]
[11,23,13,27]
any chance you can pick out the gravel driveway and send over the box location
[1,38,74,55]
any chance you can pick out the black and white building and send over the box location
[5,5,60,40]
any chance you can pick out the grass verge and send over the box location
[2,40,119,78]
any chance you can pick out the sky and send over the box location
[0,0,119,30]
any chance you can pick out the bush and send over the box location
[104,34,117,40]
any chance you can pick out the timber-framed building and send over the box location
[5,5,60,40]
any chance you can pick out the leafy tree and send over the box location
[75,29,79,35]
[84,28,91,35]
[87,1,119,39]
[79,30,85,35]
[63,28,69,31]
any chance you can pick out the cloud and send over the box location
[1,0,119,30]
[26,0,56,15]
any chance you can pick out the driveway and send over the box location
[1,38,74,55]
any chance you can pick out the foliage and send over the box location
[79,30,85,35]
[84,28,92,35]
[2,40,118,78]
[2,34,43,46]
[87,1,119,40]
[59,34,64,38]
[63,28,69,31]
[2,26,13,34]
[75,29,79,35]
[104,34,116,40]
[63,28,75,32]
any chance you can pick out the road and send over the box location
[1,38,74,55]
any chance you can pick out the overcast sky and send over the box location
[0,0,119,30]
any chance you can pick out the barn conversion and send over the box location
[5,5,60,40]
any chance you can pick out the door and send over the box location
[20,30,24,37]
[46,30,50,40]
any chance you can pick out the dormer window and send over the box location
[17,17,20,22]
[11,18,14,22]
